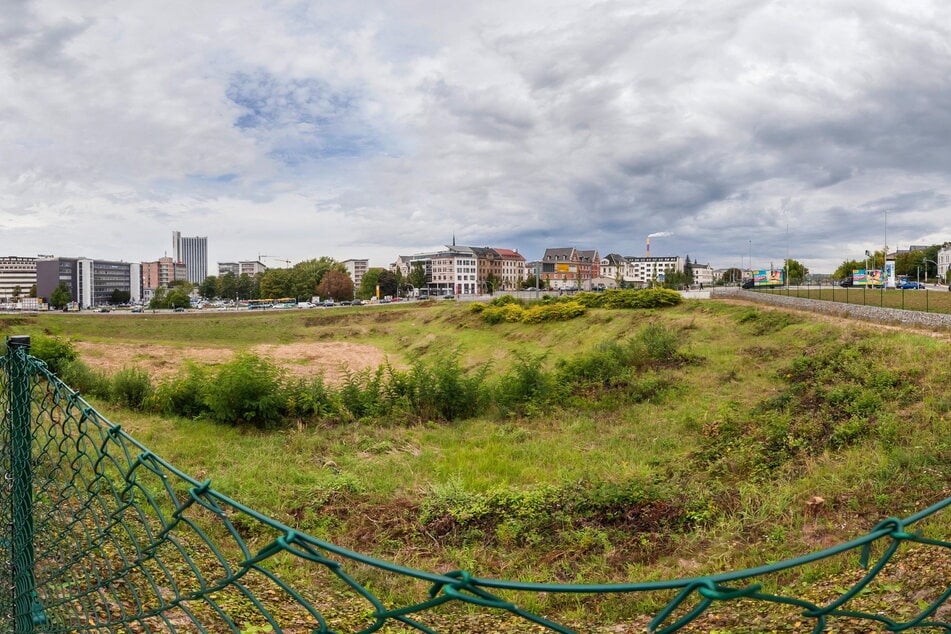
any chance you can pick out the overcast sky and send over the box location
[3,1,951,274]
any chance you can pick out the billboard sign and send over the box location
[752,269,785,286]
[852,269,884,286]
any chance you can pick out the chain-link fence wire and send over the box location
[3,341,951,633]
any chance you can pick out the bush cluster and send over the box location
[420,478,690,548]
[472,288,682,324]
[36,323,688,429]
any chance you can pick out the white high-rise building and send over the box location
[172,231,208,284]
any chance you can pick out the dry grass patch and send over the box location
[74,340,390,384]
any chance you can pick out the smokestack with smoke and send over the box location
[646,232,672,257]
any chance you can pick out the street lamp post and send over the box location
[923,259,938,284]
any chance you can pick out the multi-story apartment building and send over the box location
[0,256,37,304]
[623,256,683,286]
[541,248,600,290]
[470,248,526,292]
[172,231,208,284]
[37,257,141,307]
[341,259,370,290]
[598,254,685,287]
[142,257,188,291]
[220,261,267,277]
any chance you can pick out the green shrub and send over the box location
[556,340,633,387]
[151,362,209,419]
[59,360,111,399]
[522,301,586,323]
[402,353,489,422]
[493,353,557,416]
[488,294,521,307]
[638,323,681,363]
[111,367,153,409]
[338,366,395,420]
[284,376,341,421]
[30,335,77,375]
[204,353,286,428]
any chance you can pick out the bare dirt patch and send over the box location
[74,341,391,384]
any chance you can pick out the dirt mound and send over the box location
[74,341,390,384]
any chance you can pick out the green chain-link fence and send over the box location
[3,336,950,633]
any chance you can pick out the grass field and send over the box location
[3,298,950,631]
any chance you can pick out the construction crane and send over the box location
[259,254,292,268]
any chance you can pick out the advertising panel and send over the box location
[752,269,785,286]
[885,261,896,288]
[555,263,574,273]
[852,269,884,286]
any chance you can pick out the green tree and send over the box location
[832,259,865,280]
[149,287,167,310]
[11,285,22,301]
[409,261,427,290]
[199,275,218,299]
[484,273,500,295]
[290,257,340,300]
[683,255,694,287]
[259,268,293,299]
[784,259,809,285]
[377,270,398,297]
[358,268,383,299]
[49,282,72,309]
[237,273,257,300]
[29,284,37,298]
[109,289,131,305]
[166,288,191,309]
[315,269,354,301]
[216,272,237,300]
[661,269,690,289]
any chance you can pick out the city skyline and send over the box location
[3,2,951,273]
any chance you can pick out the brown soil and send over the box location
[73,341,390,384]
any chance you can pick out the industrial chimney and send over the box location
[646,237,651,258]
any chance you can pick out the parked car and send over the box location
[839,278,854,287]
[352,299,363,306]
[899,282,925,289]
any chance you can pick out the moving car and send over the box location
[741,279,755,289]
[899,282,925,289]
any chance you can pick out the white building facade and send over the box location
[342,259,370,290]
[0,256,37,304]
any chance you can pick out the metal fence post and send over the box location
[6,336,43,632]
